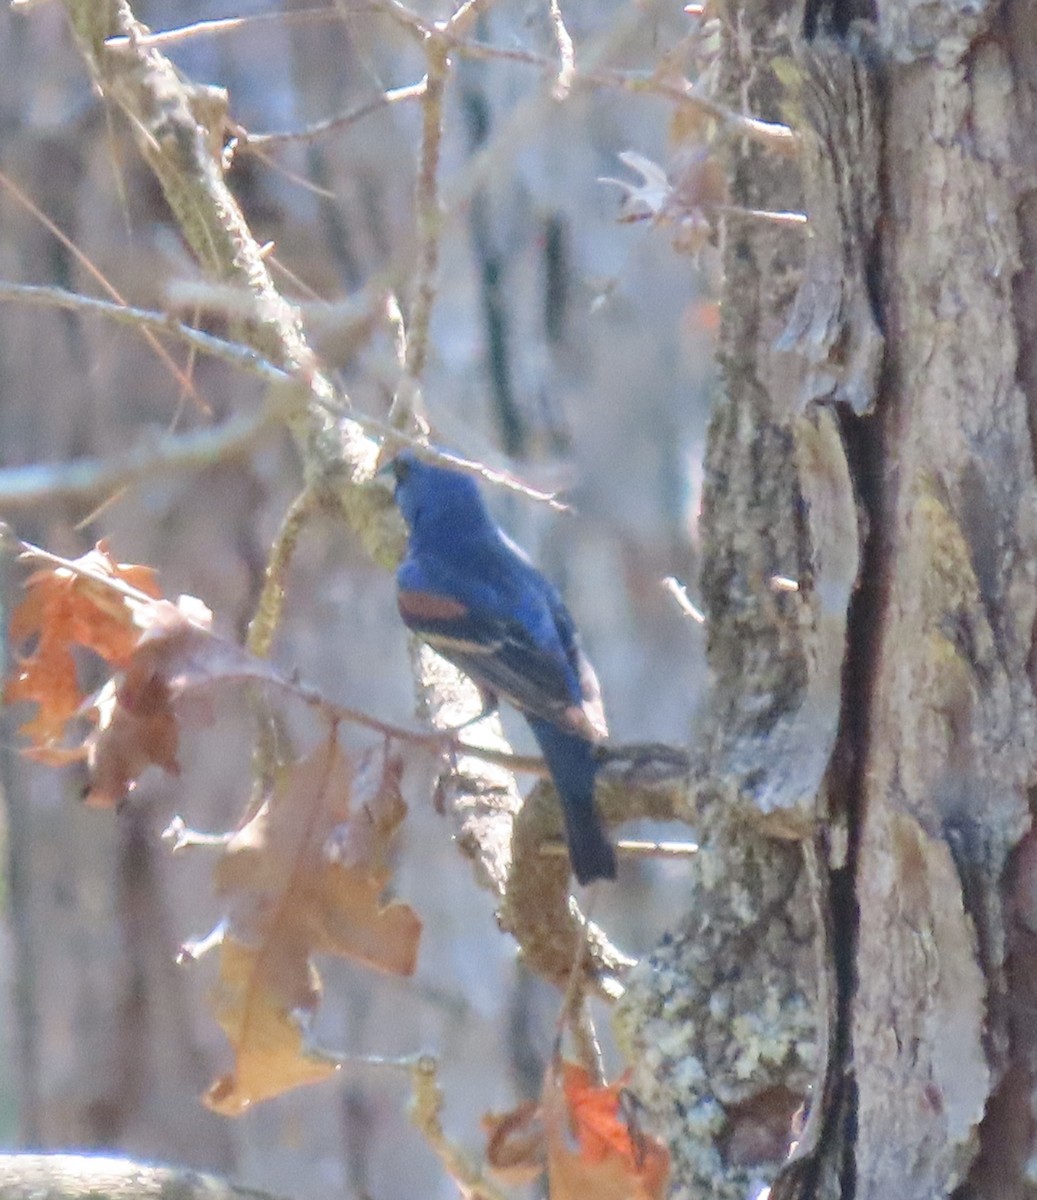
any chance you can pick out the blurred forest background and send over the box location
[0,0,714,1196]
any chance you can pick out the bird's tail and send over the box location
[528,718,616,885]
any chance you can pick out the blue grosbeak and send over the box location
[392,451,616,884]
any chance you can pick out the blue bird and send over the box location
[391,450,616,884]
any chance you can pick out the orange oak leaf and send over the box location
[545,1059,669,1200]
[5,542,161,747]
[483,1059,670,1198]
[205,737,421,1113]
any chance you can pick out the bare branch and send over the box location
[246,487,321,660]
[0,167,211,413]
[361,0,429,38]
[4,533,554,771]
[0,281,294,384]
[0,1155,289,1200]
[715,203,808,225]
[237,80,428,150]
[431,38,797,154]
[541,838,700,860]
[442,0,497,37]
[0,281,566,510]
[661,575,707,623]
[0,403,291,513]
[407,1056,509,1200]
[103,7,348,49]
[402,43,449,392]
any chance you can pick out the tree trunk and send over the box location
[620,2,1037,1197]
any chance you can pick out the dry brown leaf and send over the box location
[205,936,339,1115]
[5,541,161,746]
[601,152,672,224]
[84,602,285,808]
[5,541,289,801]
[600,148,725,259]
[206,737,421,1112]
[545,1059,669,1200]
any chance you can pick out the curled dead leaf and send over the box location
[483,1100,545,1185]
[600,148,726,259]
[5,541,161,747]
[83,607,282,807]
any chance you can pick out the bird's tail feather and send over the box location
[528,719,616,885]
[563,805,618,886]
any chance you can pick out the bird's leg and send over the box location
[452,686,499,732]
[432,688,499,808]
[432,688,499,765]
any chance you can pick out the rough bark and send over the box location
[620,1,1037,1197]
[856,4,1037,1194]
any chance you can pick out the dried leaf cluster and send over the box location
[5,543,420,1114]
[4,541,669,1195]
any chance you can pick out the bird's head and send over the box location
[390,449,491,539]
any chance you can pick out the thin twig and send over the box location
[443,0,497,37]
[380,440,569,511]
[0,282,294,384]
[407,1056,509,1200]
[6,534,548,772]
[246,487,321,659]
[0,281,572,512]
[244,143,339,199]
[0,406,290,513]
[361,0,429,39]
[661,575,706,623]
[103,7,349,49]
[236,80,427,150]
[0,167,212,413]
[715,203,807,226]
[403,45,449,390]
[12,535,175,609]
[430,38,797,154]
[596,69,798,153]
[541,837,700,859]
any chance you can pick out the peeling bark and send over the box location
[855,8,1037,1192]
[621,1,1037,1197]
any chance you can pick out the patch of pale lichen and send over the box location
[614,833,820,1199]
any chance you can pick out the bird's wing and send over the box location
[544,591,609,740]
[398,588,599,737]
